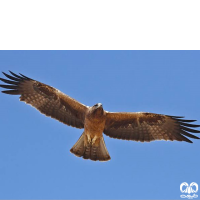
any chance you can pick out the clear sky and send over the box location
[0,51,200,199]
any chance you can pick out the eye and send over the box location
[94,104,98,107]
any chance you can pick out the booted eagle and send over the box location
[0,71,200,161]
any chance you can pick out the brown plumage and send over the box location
[0,71,200,162]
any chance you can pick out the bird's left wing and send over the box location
[104,112,200,143]
[0,71,88,129]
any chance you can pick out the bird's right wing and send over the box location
[0,71,88,129]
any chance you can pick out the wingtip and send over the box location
[9,71,24,79]
[1,89,20,95]
[2,71,7,76]
[19,73,31,80]
[8,70,15,76]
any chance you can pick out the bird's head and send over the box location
[90,103,104,116]
[93,103,103,109]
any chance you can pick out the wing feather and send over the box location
[2,72,22,81]
[0,78,19,85]
[0,71,88,129]
[104,112,200,143]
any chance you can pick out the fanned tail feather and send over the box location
[70,132,111,162]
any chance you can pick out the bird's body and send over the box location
[84,104,106,145]
[0,71,200,162]
[70,103,111,161]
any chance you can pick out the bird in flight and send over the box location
[0,71,199,162]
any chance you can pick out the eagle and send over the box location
[0,71,200,162]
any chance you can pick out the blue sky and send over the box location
[0,51,200,199]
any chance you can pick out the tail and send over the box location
[70,132,111,162]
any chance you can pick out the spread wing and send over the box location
[0,71,88,129]
[104,112,200,143]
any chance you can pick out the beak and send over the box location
[98,103,102,107]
